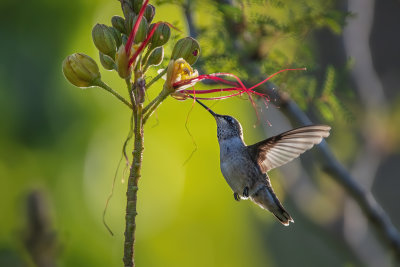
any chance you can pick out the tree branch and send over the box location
[184,0,400,261]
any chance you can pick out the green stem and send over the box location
[146,68,167,90]
[123,104,144,267]
[95,79,133,109]
[143,88,170,124]
[125,78,136,107]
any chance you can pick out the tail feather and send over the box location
[250,185,294,226]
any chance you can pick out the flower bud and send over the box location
[122,34,128,45]
[144,4,155,23]
[109,26,122,47]
[115,45,131,79]
[92,24,117,59]
[111,16,126,34]
[131,0,142,14]
[144,46,163,70]
[149,23,170,50]
[99,52,116,70]
[122,0,134,19]
[126,15,149,44]
[124,13,136,36]
[62,53,101,88]
[134,16,148,43]
[171,37,200,65]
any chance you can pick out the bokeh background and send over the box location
[1,0,400,266]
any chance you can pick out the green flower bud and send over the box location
[171,37,200,65]
[135,17,148,43]
[99,52,116,70]
[122,0,134,19]
[125,15,148,44]
[122,34,128,46]
[131,0,142,14]
[144,4,155,23]
[149,23,170,50]
[115,45,131,79]
[111,16,126,34]
[62,53,101,88]
[144,46,164,70]
[109,26,122,47]
[125,13,136,36]
[92,24,117,59]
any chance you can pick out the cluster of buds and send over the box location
[63,0,303,111]
[62,0,202,88]
[92,0,173,80]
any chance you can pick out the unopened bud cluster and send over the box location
[63,0,202,97]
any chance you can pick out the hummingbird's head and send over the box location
[214,114,243,141]
[194,99,243,141]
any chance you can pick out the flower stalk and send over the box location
[123,103,144,267]
[94,79,133,109]
[62,1,307,266]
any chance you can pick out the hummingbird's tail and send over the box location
[250,184,294,226]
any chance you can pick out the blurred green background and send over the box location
[1,0,400,266]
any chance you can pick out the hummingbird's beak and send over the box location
[194,98,218,117]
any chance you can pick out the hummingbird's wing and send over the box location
[247,125,331,173]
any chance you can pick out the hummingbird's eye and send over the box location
[226,116,234,123]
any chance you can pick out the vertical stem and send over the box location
[123,104,144,267]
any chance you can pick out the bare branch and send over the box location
[183,0,400,261]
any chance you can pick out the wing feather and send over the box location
[247,125,331,173]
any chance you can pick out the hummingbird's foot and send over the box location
[243,187,249,198]
[234,192,241,201]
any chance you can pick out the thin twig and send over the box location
[146,68,167,90]
[95,79,133,109]
[142,88,170,124]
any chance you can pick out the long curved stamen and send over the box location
[249,68,306,90]
[174,73,266,99]
[125,0,149,55]
[174,68,306,102]
[173,74,239,88]
[128,22,161,67]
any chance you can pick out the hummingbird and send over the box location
[195,99,331,226]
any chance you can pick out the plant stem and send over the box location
[95,79,133,109]
[123,104,144,267]
[146,68,167,90]
[143,88,170,124]
[125,78,136,107]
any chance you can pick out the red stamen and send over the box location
[249,68,306,90]
[173,67,304,124]
[182,87,240,94]
[125,0,149,55]
[194,91,245,100]
[175,68,303,126]
[128,22,160,67]
[173,74,239,88]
